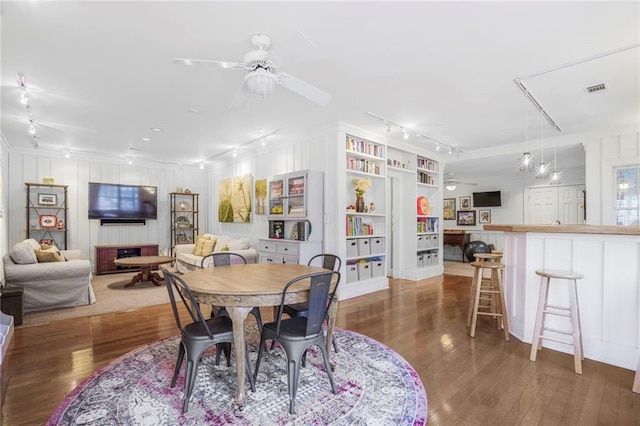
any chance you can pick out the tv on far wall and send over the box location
[472,191,502,207]
[88,182,158,220]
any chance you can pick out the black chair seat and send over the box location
[183,316,234,339]
[282,303,309,318]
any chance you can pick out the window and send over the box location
[615,166,640,226]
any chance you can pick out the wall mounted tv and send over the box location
[88,182,157,222]
[472,191,502,207]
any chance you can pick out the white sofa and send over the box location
[174,234,257,272]
[3,239,95,312]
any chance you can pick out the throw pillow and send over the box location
[9,241,38,264]
[200,238,216,256]
[214,236,231,252]
[220,246,229,251]
[192,236,207,255]
[227,237,249,250]
[35,249,65,263]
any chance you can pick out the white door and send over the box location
[528,187,559,224]
[558,185,585,224]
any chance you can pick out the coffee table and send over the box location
[113,255,173,288]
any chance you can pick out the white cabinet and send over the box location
[261,169,324,264]
[258,239,323,265]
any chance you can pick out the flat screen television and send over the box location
[88,182,157,220]
[472,191,502,207]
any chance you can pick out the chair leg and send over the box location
[171,343,185,387]
[332,335,339,353]
[470,266,483,337]
[253,334,267,383]
[287,357,301,414]
[495,268,509,341]
[530,277,549,362]
[467,266,481,327]
[317,343,337,395]
[568,278,583,374]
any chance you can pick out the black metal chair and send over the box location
[254,270,340,414]
[200,253,264,336]
[279,254,342,353]
[162,268,255,413]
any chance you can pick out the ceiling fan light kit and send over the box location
[244,68,277,98]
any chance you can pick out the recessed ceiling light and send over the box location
[141,137,151,142]
[150,127,162,132]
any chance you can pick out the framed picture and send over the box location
[456,210,476,226]
[459,196,471,210]
[39,214,58,228]
[38,193,57,206]
[443,198,456,220]
[479,209,491,224]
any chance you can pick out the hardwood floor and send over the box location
[2,274,638,425]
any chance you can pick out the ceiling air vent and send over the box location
[585,83,606,94]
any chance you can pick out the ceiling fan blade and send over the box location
[228,81,252,110]
[277,72,331,106]
[171,58,247,69]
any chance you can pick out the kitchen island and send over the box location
[484,224,640,392]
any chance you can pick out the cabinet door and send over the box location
[286,174,306,216]
[269,178,285,215]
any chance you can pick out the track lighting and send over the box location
[366,112,462,156]
[199,162,204,170]
[18,73,38,148]
[232,149,238,158]
[64,150,71,159]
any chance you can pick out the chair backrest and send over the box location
[276,271,340,338]
[162,268,214,338]
[307,253,342,272]
[200,252,247,269]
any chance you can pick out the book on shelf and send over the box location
[270,221,285,239]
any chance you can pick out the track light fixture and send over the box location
[366,112,462,156]
[18,73,39,148]
[207,129,279,161]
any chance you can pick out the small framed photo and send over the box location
[443,198,456,220]
[456,210,476,226]
[38,193,57,206]
[39,214,58,228]
[479,209,491,224]
[459,196,471,210]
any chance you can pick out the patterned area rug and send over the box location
[47,328,426,425]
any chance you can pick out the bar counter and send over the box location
[483,224,639,389]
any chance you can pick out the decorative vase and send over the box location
[356,194,365,212]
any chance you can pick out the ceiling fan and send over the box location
[172,32,331,108]
[444,174,477,190]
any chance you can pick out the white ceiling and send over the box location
[1,1,638,178]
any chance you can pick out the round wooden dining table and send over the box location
[178,263,339,409]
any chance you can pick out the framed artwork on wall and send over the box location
[459,196,471,210]
[479,209,491,224]
[456,210,476,226]
[38,193,57,206]
[443,198,456,220]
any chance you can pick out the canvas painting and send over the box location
[255,178,267,215]
[443,198,456,220]
[218,173,252,223]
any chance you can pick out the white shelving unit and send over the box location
[402,155,442,280]
[342,134,389,299]
[259,169,323,265]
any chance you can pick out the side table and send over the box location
[0,287,24,326]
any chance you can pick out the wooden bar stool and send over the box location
[467,260,509,341]
[530,269,584,374]
[467,253,503,326]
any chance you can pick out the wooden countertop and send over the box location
[483,224,640,236]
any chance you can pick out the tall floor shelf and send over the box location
[25,183,68,249]
[170,192,199,256]
[337,127,443,300]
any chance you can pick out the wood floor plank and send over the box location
[2,274,638,425]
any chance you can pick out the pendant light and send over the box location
[519,93,535,172]
[549,145,561,184]
[535,112,549,179]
